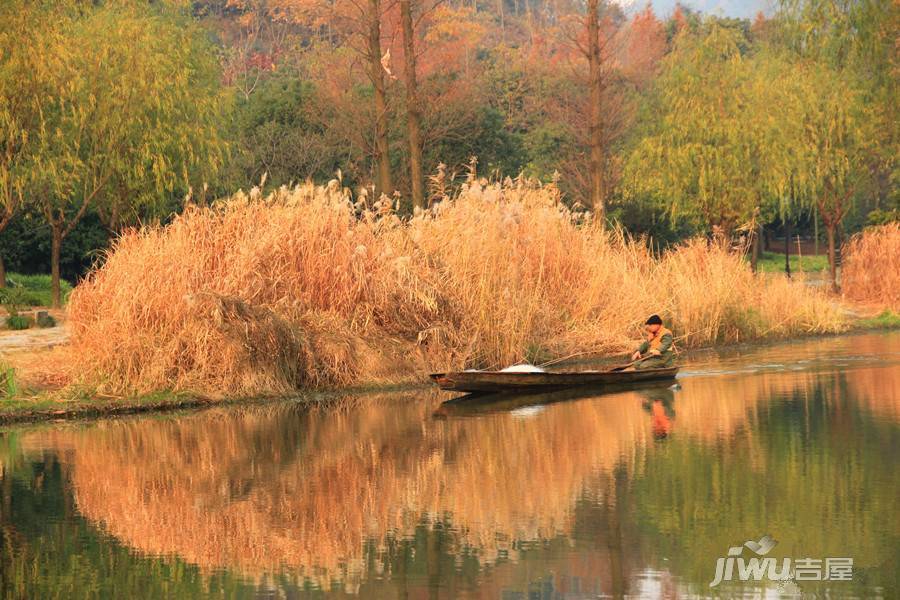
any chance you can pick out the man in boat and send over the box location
[629,314,675,370]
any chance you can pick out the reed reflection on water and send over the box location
[1,332,899,598]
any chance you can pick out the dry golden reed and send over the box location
[842,222,900,308]
[67,179,847,396]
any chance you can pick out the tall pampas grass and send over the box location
[842,223,900,308]
[67,178,847,397]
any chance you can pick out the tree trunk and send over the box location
[0,208,12,288]
[587,0,604,222]
[750,225,760,272]
[367,0,393,199]
[813,206,819,256]
[825,223,838,292]
[784,218,791,278]
[836,224,843,269]
[50,228,62,308]
[108,201,121,235]
[400,0,425,211]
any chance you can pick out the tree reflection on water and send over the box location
[2,334,899,598]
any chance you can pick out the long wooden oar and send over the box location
[539,354,641,372]
[609,359,640,372]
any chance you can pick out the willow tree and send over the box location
[12,2,226,306]
[90,7,228,232]
[623,24,793,244]
[778,0,898,217]
[780,61,873,291]
[742,48,816,270]
[0,2,44,287]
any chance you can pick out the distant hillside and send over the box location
[633,0,774,19]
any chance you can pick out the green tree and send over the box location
[226,75,343,191]
[5,1,228,306]
[623,24,789,243]
[779,60,874,290]
[739,46,825,270]
[0,3,44,287]
[778,0,899,218]
[90,7,229,232]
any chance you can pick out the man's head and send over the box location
[645,314,663,334]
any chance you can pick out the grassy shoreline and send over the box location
[3,316,897,426]
[0,391,220,426]
[0,379,433,426]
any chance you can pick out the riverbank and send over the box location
[63,181,852,398]
[3,313,897,426]
[4,186,897,423]
[0,389,215,426]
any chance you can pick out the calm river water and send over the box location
[1,332,898,599]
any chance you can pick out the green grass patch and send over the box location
[1,362,18,398]
[755,251,830,274]
[0,384,211,424]
[2,273,73,307]
[5,315,30,330]
[856,310,900,329]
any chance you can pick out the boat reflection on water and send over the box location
[432,379,679,419]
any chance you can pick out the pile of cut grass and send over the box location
[67,179,848,397]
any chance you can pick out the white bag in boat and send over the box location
[499,363,546,373]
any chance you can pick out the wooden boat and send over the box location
[430,366,678,394]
